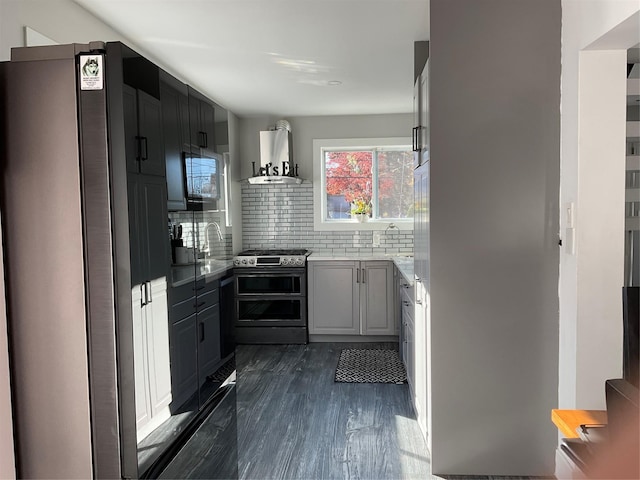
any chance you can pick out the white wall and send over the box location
[238,113,412,180]
[429,0,561,475]
[228,112,244,252]
[1,0,126,60]
[559,1,640,411]
[0,1,190,89]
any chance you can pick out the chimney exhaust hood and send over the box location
[247,120,304,185]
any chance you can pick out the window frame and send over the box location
[312,137,414,231]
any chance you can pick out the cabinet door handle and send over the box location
[203,132,208,148]
[199,322,205,342]
[136,136,148,160]
[412,126,420,152]
[416,299,422,305]
[356,268,360,284]
[146,281,152,304]
[194,285,205,291]
[194,301,206,309]
[140,283,146,307]
[141,137,148,160]
[198,131,207,148]
[362,268,366,284]
[135,136,141,161]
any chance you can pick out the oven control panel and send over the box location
[233,255,307,267]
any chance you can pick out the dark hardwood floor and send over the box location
[158,343,547,479]
[235,342,430,480]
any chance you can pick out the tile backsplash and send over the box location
[241,182,413,255]
[168,210,232,260]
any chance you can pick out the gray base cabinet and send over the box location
[168,279,222,411]
[309,260,395,336]
[197,304,221,385]
[308,262,359,335]
[169,313,198,409]
[361,261,395,335]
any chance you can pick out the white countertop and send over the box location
[307,253,414,284]
[171,259,234,287]
[170,253,414,287]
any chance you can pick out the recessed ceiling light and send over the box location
[327,80,342,86]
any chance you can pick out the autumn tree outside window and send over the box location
[312,138,414,231]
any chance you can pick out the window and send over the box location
[313,138,414,230]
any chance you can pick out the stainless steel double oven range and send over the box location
[233,249,310,344]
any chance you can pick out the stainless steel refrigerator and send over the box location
[0,42,236,479]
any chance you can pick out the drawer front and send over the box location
[400,283,415,305]
[401,297,414,324]
[196,287,219,311]
[171,296,196,322]
[171,281,198,304]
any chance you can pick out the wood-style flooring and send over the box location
[158,343,548,479]
[236,342,429,480]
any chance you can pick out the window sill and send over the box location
[313,220,413,232]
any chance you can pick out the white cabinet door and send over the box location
[132,285,150,432]
[413,161,430,442]
[146,277,172,416]
[405,314,415,396]
[361,261,395,335]
[308,261,359,335]
[414,281,428,439]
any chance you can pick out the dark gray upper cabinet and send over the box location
[128,174,170,285]
[123,84,165,176]
[161,73,230,211]
[188,87,216,154]
[160,74,190,210]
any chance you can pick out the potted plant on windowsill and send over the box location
[351,199,371,223]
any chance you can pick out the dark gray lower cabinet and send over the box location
[169,278,223,412]
[170,313,198,410]
[198,304,221,386]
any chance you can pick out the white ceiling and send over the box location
[73,0,429,118]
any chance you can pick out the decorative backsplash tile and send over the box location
[241,183,413,255]
[168,210,232,259]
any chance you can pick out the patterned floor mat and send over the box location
[334,348,407,384]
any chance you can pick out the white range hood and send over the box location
[247,175,303,185]
[247,121,305,184]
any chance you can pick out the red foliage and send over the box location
[325,151,372,204]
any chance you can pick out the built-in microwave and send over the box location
[184,152,220,204]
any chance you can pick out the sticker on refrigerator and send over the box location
[79,55,103,90]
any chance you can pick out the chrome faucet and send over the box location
[204,222,223,257]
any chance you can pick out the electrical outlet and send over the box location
[372,231,381,247]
